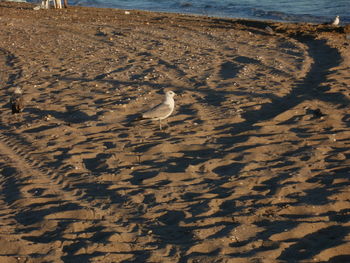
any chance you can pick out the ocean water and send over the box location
[30,0,350,24]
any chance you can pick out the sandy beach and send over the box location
[0,2,349,262]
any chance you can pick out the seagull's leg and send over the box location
[159,119,162,130]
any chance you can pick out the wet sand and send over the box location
[0,2,350,262]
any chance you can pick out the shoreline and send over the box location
[23,0,350,25]
[0,2,350,262]
[5,0,350,25]
[1,1,350,33]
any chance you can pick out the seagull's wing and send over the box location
[142,103,172,119]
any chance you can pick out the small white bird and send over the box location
[332,15,340,26]
[142,90,176,130]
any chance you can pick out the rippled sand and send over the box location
[0,2,349,262]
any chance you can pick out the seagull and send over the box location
[10,87,24,114]
[332,15,340,26]
[142,90,176,130]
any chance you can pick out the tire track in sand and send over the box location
[0,129,145,262]
[0,46,140,261]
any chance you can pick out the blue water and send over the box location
[32,0,350,24]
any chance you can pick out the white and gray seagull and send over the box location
[142,90,176,130]
[332,15,340,26]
